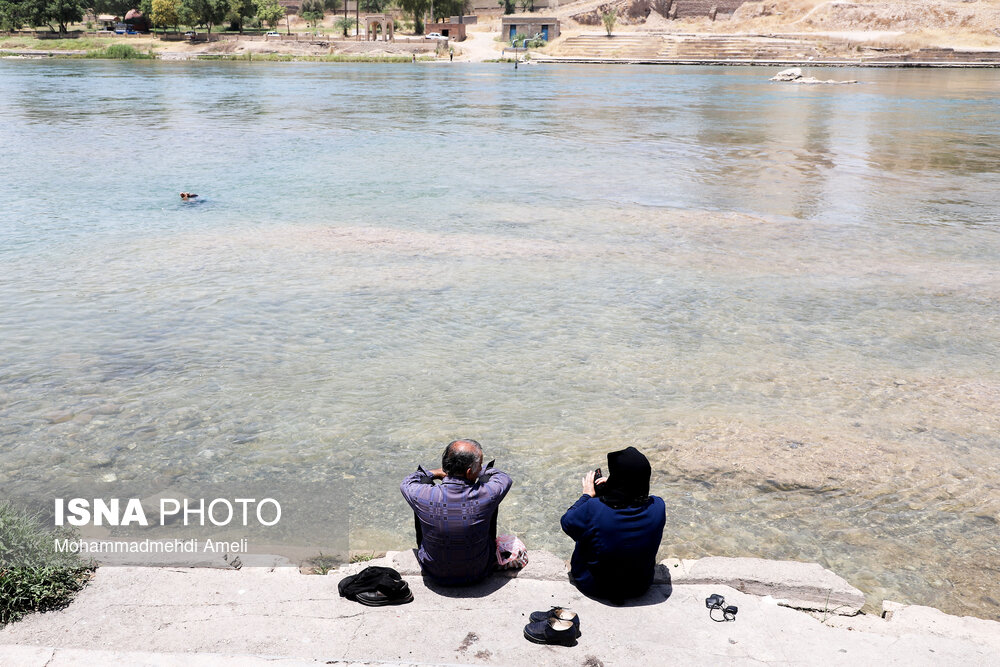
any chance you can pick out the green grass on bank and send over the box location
[0,35,155,51]
[87,44,155,59]
[197,53,434,62]
[0,45,430,62]
[0,501,94,626]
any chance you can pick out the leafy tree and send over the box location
[333,14,354,36]
[300,0,322,27]
[432,0,466,21]
[93,0,133,18]
[32,0,87,33]
[151,0,179,29]
[396,0,425,34]
[180,0,227,31]
[0,0,29,30]
[497,0,513,15]
[300,8,320,27]
[254,0,282,29]
[226,0,256,32]
[601,9,615,36]
[358,0,387,12]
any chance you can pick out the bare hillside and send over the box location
[557,0,1000,49]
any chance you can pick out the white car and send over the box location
[424,32,447,40]
[265,32,281,37]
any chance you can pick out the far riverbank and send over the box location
[5,25,1000,65]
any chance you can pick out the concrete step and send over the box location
[2,552,999,666]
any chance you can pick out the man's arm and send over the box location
[560,494,592,540]
[400,467,440,508]
[479,470,513,505]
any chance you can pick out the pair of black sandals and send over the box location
[523,607,581,646]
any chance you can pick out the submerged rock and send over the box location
[771,67,803,81]
[771,67,858,84]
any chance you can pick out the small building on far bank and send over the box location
[123,9,150,33]
[425,21,467,41]
[95,14,117,30]
[501,16,560,42]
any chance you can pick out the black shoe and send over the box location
[528,607,580,635]
[523,618,578,646]
[354,590,414,606]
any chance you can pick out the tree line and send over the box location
[0,0,478,36]
[0,0,288,33]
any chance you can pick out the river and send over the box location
[1,60,998,619]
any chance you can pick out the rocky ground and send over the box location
[556,0,1000,48]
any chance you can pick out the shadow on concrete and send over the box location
[421,572,516,598]
[575,564,673,608]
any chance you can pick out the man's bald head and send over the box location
[442,439,483,480]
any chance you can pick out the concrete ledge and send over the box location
[665,556,865,615]
[2,555,998,666]
[0,645,417,666]
[340,551,863,615]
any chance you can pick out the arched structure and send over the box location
[364,14,394,42]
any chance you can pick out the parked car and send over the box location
[424,32,447,40]
[265,31,281,37]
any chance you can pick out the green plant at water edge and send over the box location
[602,9,616,37]
[349,551,379,563]
[0,501,94,627]
[198,52,424,61]
[90,43,155,58]
[308,551,341,575]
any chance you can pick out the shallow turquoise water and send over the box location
[1,61,999,617]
